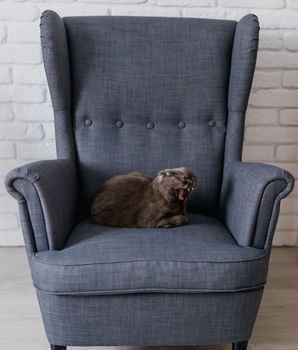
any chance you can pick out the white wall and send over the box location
[0,0,298,246]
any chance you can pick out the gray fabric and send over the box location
[36,288,263,346]
[4,11,295,348]
[220,161,294,247]
[225,16,259,163]
[31,214,268,294]
[228,15,259,113]
[62,15,238,215]
[5,160,78,250]
[40,11,75,160]
[17,201,37,257]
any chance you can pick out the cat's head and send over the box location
[157,167,197,202]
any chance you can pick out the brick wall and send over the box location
[0,0,297,246]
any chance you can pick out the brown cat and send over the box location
[91,167,197,228]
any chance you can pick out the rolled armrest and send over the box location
[5,160,77,252]
[220,161,294,248]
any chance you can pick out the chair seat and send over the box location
[31,214,268,295]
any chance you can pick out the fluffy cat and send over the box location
[91,167,197,228]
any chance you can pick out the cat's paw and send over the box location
[162,223,174,228]
[156,220,174,228]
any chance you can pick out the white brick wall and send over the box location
[0,0,298,246]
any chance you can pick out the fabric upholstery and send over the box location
[4,11,295,348]
[61,15,240,215]
[5,160,78,251]
[225,15,259,163]
[40,11,75,160]
[220,161,294,248]
[37,288,263,346]
[31,214,268,294]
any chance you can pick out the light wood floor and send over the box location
[1,247,298,350]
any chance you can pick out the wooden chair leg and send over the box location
[50,345,66,350]
[232,341,248,350]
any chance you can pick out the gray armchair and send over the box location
[5,11,294,350]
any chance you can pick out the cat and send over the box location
[91,167,197,228]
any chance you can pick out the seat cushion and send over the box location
[31,214,268,295]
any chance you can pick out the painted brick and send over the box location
[41,122,55,140]
[13,66,46,84]
[0,66,11,84]
[112,5,181,16]
[0,45,41,64]
[280,109,298,125]
[0,177,6,194]
[0,195,18,212]
[0,123,43,141]
[284,32,298,51]
[8,23,40,43]
[283,71,298,88]
[38,4,109,16]
[0,105,14,121]
[280,198,298,213]
[245,126,298,143]
[259,30,283,50]
[0,229,24,246]
[16,142,56,160]
[249,89,298,108]
[13,103,53,121]
[252,71,281,89]
[149,0,215,6]
[0,159,27,176]
[276,145,298,161]
[12,85,45,103]
[257,9,298,29]
[0,86,12,103]
[276,215,298,230]
[78,0,145,3]
[242,145,274,162]
[0,26,6,43]
[0,4,39,21]
[219,0,285,8]
[245,108,278,125]
[0,142,15,159]
[273,230,298,246]
[287,0,298,10]
[256,51,298,69]
[0,213,19,230]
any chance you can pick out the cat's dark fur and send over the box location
[91,167,197,228]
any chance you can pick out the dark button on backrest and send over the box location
[209,120,216,127]
[147,122,154,129]
[84,118,92,126]
[116,120,124,128]
[178,121,185,129]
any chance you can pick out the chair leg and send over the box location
[232,341,248,350]
[50,345,66,350]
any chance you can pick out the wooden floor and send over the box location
[1,247,298,350]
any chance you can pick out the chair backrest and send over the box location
[41,11,259,215]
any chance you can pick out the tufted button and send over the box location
[209,120,216,127]
[178,121,185,129]
[116,120,124,128]
[146,122,155,129]
[84,118,93,126]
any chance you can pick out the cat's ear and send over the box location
[159,169,172,177]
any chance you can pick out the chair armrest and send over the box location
[5,160,77,253]
[220,161,294,248]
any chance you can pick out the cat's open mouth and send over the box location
[176,188,193,201]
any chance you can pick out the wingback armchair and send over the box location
[5,11,294,350]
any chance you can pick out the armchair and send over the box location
[5,11,294,350]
